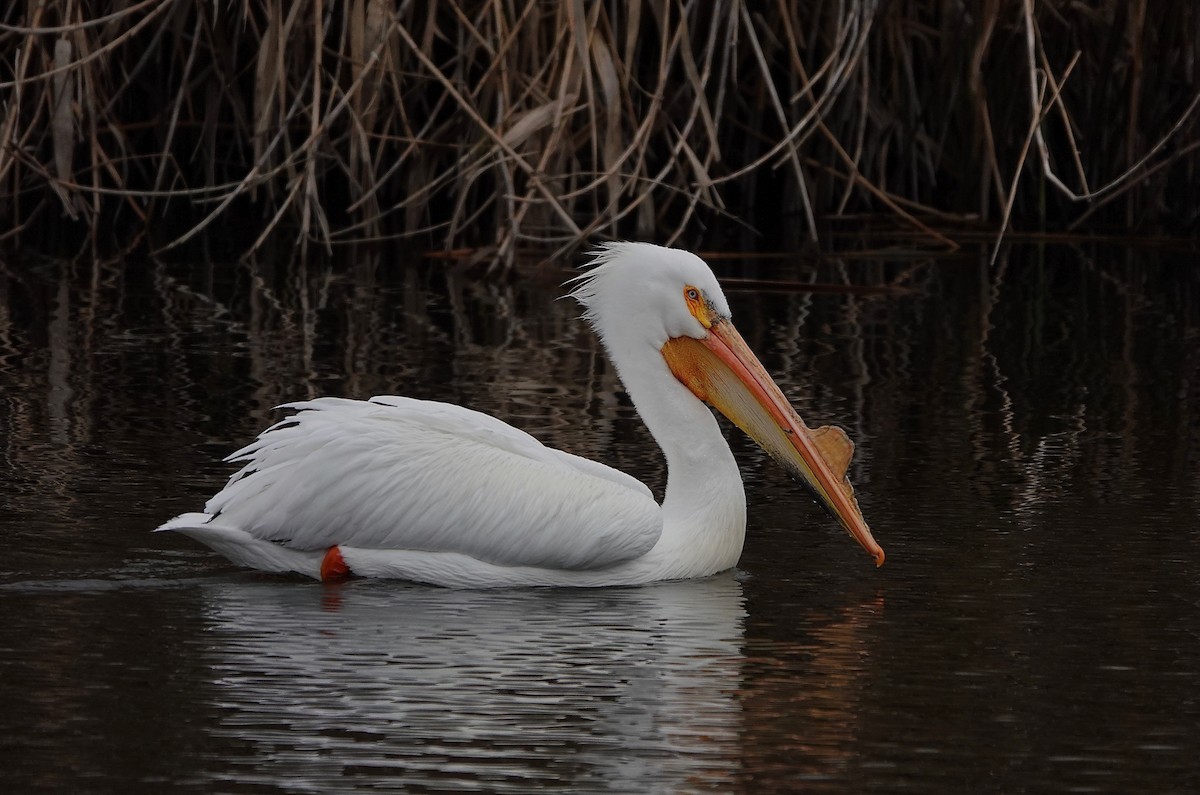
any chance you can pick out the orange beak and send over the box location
[662,319,885,567]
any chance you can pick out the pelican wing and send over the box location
[194,396,661,570]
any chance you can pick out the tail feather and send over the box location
[155,513,322,580]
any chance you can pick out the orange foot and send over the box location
[320,545,352,582]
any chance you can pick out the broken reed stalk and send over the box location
[0,1,1197,267]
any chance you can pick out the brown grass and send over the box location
[1,1,1197,266]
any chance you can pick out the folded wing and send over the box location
[189,396,662,570]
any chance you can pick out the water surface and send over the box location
[1,243,1197,791]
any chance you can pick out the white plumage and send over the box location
[157,243,883,586]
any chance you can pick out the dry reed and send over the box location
[1,1,1197,266]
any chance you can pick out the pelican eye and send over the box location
[683,285,713,328]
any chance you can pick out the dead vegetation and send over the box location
[1,1,1197,266]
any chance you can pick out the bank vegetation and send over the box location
[1,1,1196,266]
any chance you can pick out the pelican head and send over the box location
[571,242,885,567]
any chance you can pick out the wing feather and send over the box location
[201,396,661,570]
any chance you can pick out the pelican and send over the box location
[156,242,884,587]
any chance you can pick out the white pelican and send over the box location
[157,242,884,587]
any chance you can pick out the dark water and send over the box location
[1,243,1198,792]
